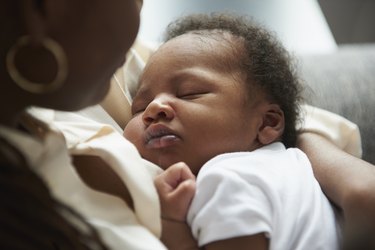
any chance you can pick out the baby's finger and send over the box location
[161,178,196,221]
[157,162,195,189]
[170,178,196,202]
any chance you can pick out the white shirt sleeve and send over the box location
[187,165,272,247]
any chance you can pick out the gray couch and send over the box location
[299,44,375,164]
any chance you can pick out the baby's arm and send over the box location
[155,162,269,250]
[154,162,199,250]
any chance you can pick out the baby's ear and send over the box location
[257,104,285,145]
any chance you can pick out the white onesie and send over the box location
[187,142,340,249]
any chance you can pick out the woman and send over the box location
[0,0,147,249]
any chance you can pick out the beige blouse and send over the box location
[0,107,166,250]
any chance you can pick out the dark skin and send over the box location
[125,27,375,249]
[0,0,139,119]
[297,132,375,249]
[161,217,267,250]
[154,151,271,250]
[155,116,375,250]
[131,34,283,250]
[206,234,268,250]
[297,133,375,220]
[0,0,139,212]
[3,1,375,248]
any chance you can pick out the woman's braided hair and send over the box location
[164,13,303,147]
[0,137,109,250]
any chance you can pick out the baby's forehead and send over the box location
[136,32,250,93]
[160,32,245,70]
[171,31,244,52]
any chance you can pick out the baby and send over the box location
[124,13,339,250]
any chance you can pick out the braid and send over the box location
[0,138,109,250]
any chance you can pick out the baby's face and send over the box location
[124,34,265,174]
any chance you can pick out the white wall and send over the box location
[138,0,337,54]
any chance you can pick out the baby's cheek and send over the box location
[123,118,143,144]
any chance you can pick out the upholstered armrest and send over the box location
[299,44,375,164]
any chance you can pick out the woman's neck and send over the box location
[0,105,26,128]
[0,67,29,128]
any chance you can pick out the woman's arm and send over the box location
[161,219,268,250]
[205,234,268,250]
[297,132,375,248]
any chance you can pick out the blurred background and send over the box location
[137,0,375,54]
[318,0,375,45]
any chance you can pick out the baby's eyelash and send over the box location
[178,91,208,99]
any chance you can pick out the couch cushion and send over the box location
[299,44,375,164]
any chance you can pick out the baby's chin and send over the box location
[157,158,181,171]
[151,157,187,171]
[145,153,201,175]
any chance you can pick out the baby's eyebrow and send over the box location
[172,67,226,86]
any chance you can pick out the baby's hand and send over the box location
[154,162,196,222]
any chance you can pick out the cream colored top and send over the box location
[300,104,362,158]
[0,108,166,250]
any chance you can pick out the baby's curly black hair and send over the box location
[164,13,303,147]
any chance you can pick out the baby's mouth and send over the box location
[145,126,180,149]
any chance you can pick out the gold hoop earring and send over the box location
[6,36,68,94]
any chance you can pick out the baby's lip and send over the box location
[145,124,180,149]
